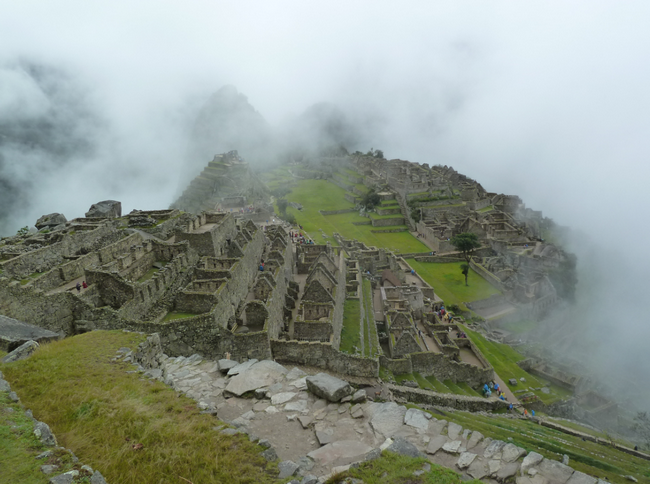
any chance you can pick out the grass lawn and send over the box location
[462,325,573,405]
[0,331,279,484]
[406,259,501,310]
[340,299,361,354]
[280,179,429,253]
[426,376,452,393]
[326,450,481,484]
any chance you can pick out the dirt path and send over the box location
[46,276,89,296]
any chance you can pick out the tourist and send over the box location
[509,403,513,412]
[532,410,535,417]
[76,282,81,292]
[82,281,88,289]
[523,409,528,417]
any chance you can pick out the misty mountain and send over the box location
[186,85,274,174]
[0,61,103,235]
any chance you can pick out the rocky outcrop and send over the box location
[85,200,122,218]
[1,339,39,363]
[35,213,67,230]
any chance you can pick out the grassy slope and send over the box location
[0,331,279,484]
[327,451,481,484]
[0,392,81,483]
[429,408,650,483]
[462,325,573,405]
[407,259,501,310]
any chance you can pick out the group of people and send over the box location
[437,306,454,323]
[289,231,313,245]
[74,281,88,292]
[483,380,506,400]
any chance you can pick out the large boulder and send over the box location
[224,360,287,397]
[85,200,122,218]
[1,340,40,363]
[0,315,60,353]
[306,373,352,402]
[35,213,67,230]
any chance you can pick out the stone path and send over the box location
[46,276,89,296]
[124,340,602,484]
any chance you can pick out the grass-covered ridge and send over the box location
[0,331,279,484]
[326,450,481,484]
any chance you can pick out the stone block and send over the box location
[306,373,352,402]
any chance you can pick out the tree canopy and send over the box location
[450,232,481,286]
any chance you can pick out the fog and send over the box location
[2,2,649,411]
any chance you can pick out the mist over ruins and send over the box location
[1,84,649,482]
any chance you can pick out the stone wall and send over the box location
[293,321,333,342]
[270,339,379,378]
[387,384,508,412]
[379,355,412,375]
[371,217,405,227]
[410,351,493,388]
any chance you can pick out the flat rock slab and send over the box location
[566,471,598,484]
[0,315,60,353]
[447,422,463,440]
[484,440,507,459]
[227,359,259,376]
[467,431,484,450]
[457,452,477,469]
[497,462,521,480]
[538,459,575,484]
[370,402,406,438]
[467,458,489,479]
[502,443,527,462]
[387,437,425,458]
[271,392,297,405]
[442,440,462,454]
[224,360,287,396]
[308,440,373,467]
[521,451,545,473]
[426,435,449,455]
[306,373,352,402]
[218,359,238,372]
[404,408,429,431]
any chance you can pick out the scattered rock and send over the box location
[467,431,484,449]
[316,429,334,445]
[483,440,506,459]
[426,435,449,455]
[300,475,318,484]
[442,440,462,454]
[350,404,364,419]
[457,452,477,469]
[285,367,307,380]
[218,359,238,372]
[624,476,639,483]
[509,379,518,385]
[562,454,570,465]
[262,447,278,461]
[369,402,406,438]
[538,458,575,484]
[306,373,352,402]
[447,421,463,440]
[404,408,429,431]
[271,392,297,405]
[386,437,426,458]
[278,460,300,479]
[90,470,108,484]
[521,451,544,473]
[34,421,57,446]
[41,464,59,474]
[496,462,520,480]
[501,443,526,462]
[298,415,313,428]
[1,340,40,363]
[227,359,259,376]
[351,389,366,403]
[307,440,374,466]
[566,471,598,484]
[467,458,489,479]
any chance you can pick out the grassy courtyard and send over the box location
[406,259,501,310]
[276,178,429,253]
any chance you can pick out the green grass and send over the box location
[362,279,379,357]
[326,450,481,484]
[137,267,159,283]
[462,325,573,405]
[340,299,361,354]
[477,205,494,213]
[162,311,198,322]
[443,379,470,396]
[413,372,436,391]
[406,259,501,310]
[425,376,452,393]
[394,373,417,385]
[458,382,481,397]
[0,392,81,483]
[276,178,429,252]
[0,331,279,484]
[419,408,650,484]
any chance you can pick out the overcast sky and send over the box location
[2,1,649,403]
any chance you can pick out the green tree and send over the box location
[450,232,481,286]
[276,198,288,216]
[16,226,29,237]
[360,189,381,210]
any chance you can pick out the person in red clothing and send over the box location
[82,281,88,289]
